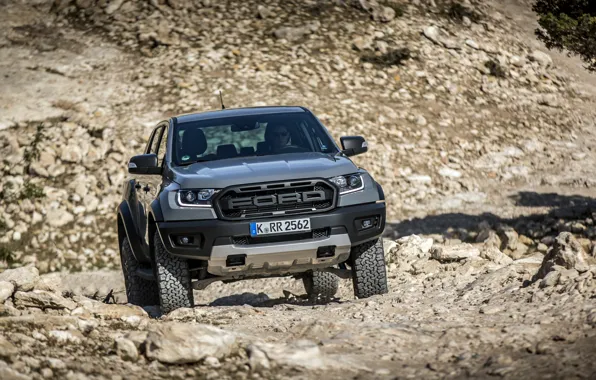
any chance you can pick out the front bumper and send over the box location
[156,202,385,274]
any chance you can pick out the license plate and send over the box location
[250,218,311,237]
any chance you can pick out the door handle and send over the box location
[143,185,150,193]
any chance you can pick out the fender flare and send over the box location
[117,201,147,263]
[150,198,164,222]
[376,181,385,201]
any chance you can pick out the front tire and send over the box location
[350,238,389,299]
[154,233,194,314]
[302,271,339,301]
[120,237,159,306]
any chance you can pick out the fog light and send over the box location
[178,236,193,245]
[361,219,372,229]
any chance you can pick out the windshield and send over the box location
[172,111,338,166]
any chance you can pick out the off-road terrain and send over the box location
[1,0,596,379]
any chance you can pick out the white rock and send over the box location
[387,235,434,266]
[407,174,432,184]
[528,50,553,68]
[115,337,138,362]
[372,6,396,22]
[0,266,40,291]
[0,281,15,303]
[144,322,236,364]
[60,144,84,163]
[46,208,74,228]
[423,26,440,45]
[510,55,524,67]
[439,167,462,178]
[480,247,513,266]
[105,0,124,15]
[431,243,480,262]
[415,115,427,126]
[465,39,479,50]
[248,340,325,370]
[535,232,589,280]
[14,290,77,310]
[48,330,83,344]
[42,358,66,371]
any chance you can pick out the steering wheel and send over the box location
[278,145,309,153]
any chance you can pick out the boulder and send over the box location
[248,340,326,370]
[273,22,320,42]
[144,322,236,364]
[75,298,148,319]
[431,243,480,262]
[0,364,29,380]
[14,290,77,310]
[534,232,589,280]
[387,235,434,264]
[480,246,513,266]
[528,50,553,68]
[423,26,441,45]
[115,338,139,362]
[34,274,63,293]
[0,336,18,359]
[46,208,74,228]
[0,281,15,303]
[372,6,395,22]
[0,267,40,291]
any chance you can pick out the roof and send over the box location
[175,106,306,124]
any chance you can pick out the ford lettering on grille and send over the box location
[228,190,326,209]
[215,179,337,220]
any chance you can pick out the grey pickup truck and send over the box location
[118,106,388,313]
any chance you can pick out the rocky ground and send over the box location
[1,232,595,379]
[1,0,596,378]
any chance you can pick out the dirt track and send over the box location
[1,0,596,379]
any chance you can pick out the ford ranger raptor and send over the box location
[117,106,388,313]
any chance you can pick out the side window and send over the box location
[157,126,168,166]
[147,126,163,155]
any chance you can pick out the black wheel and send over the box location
[350,238,388,299]
[302,271,339,301]
[153,233,194,314]
[120,237,159,306]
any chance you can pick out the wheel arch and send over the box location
[117,201,146,263]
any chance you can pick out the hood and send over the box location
[170,152,358,189]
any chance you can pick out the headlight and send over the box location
[328,174,364,194]
[178,189,218,207]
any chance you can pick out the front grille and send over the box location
[215,179,336,220]
[232,228,330,246]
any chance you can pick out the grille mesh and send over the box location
[216,180,336,220]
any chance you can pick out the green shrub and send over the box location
[534,0,596,72]
[20,181,44,200]
[485,60,507,78]
[446,2,481,23]
[361,48,412,66]
[0,247,15,265]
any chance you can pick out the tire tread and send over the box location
[350,238,389,299]
[154,234,194,314]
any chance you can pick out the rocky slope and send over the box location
[1,232,595,379]
[1,1,596,377]
[1,0,596,271]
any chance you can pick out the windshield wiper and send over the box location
[176,158,212,166]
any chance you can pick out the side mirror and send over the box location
[340,136,368,157]
[128,154,160,175]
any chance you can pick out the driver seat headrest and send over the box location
[180,128,207,161]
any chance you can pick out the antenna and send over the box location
[219,90,226,110]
